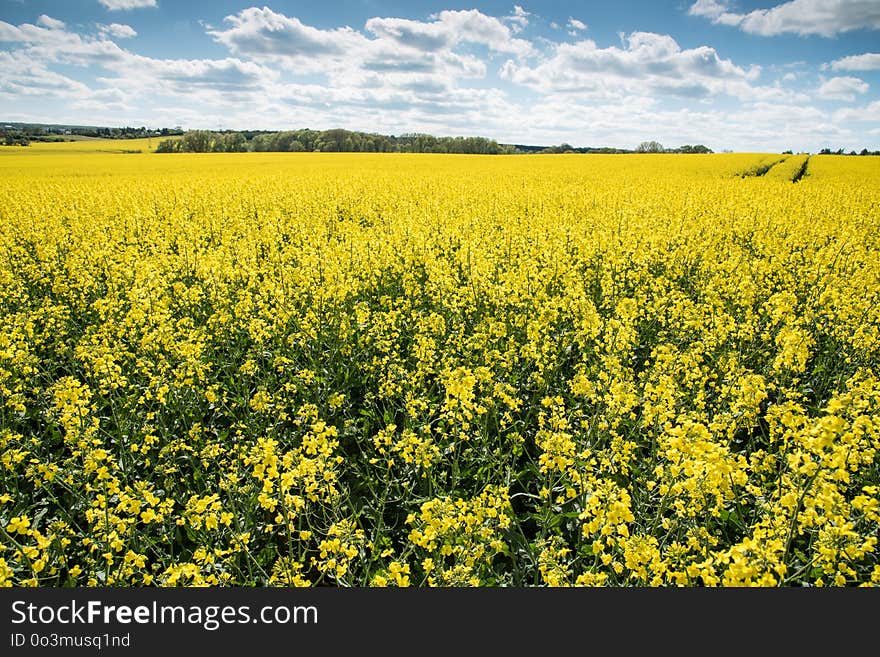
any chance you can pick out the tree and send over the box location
[677,144,713,154]
[155,138,179,153]
[636,140,664,153]
[179,130,213,152]
[216,132,247,152]
[2,129,30,146]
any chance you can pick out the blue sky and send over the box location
[1,0,879,151]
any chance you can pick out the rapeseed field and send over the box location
[1,146,878,586]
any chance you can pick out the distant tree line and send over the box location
[535,141,713,154]
[537,143,632,154]
[8,122,875,155]
[816,147,880,156]
[1,123,184,145]
[156,129,517,154]
[632,141,713,153]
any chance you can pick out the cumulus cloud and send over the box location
[688,0,880,37]
[206,6,532,98]
[0,18,131,67]
[128,56,274,92]
[505,5,530,33]
[0,50,91,98]
[209,7,367,60]
[361,48,486,79]
[817,76,870,101]
[833,99,880,123]
[568,18,588,31]
[98,0,157,10]
[36,15,65,30]
[365,17,453,53]
[688,0,726,17]
[826,53,880,71]
[500,31,760,100]
[0,15,274,102]
[368,9,533,56]
[99,23,138,39]
[209,7,533,69]
[0,20,132,67]
[687,0,744,26]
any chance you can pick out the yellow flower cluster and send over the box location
[407,486,512,585]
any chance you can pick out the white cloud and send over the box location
[424,9,533,56]
[208,6,531,98]
[209,7,368,61]
[817,76,869,101]
[826,53,880,71]
[505,5,530,33]
[365,17,453,52]
[492,96,846,152]
[210,7,533,69]
[0,16,275,104]
[128,56,275,92]
[98,0,157,10]
[36,15,65,30]
[0,19,130,67]
[12,27,130,67]
[833,100,880,123]
[688,0,880,37]
[686,0,742,26]
[500,32,761,101]
[688,0,726,18]
[568,18,588,31]
[99,23,138,39]
[361,47,487,79]
[0,50,91,98]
